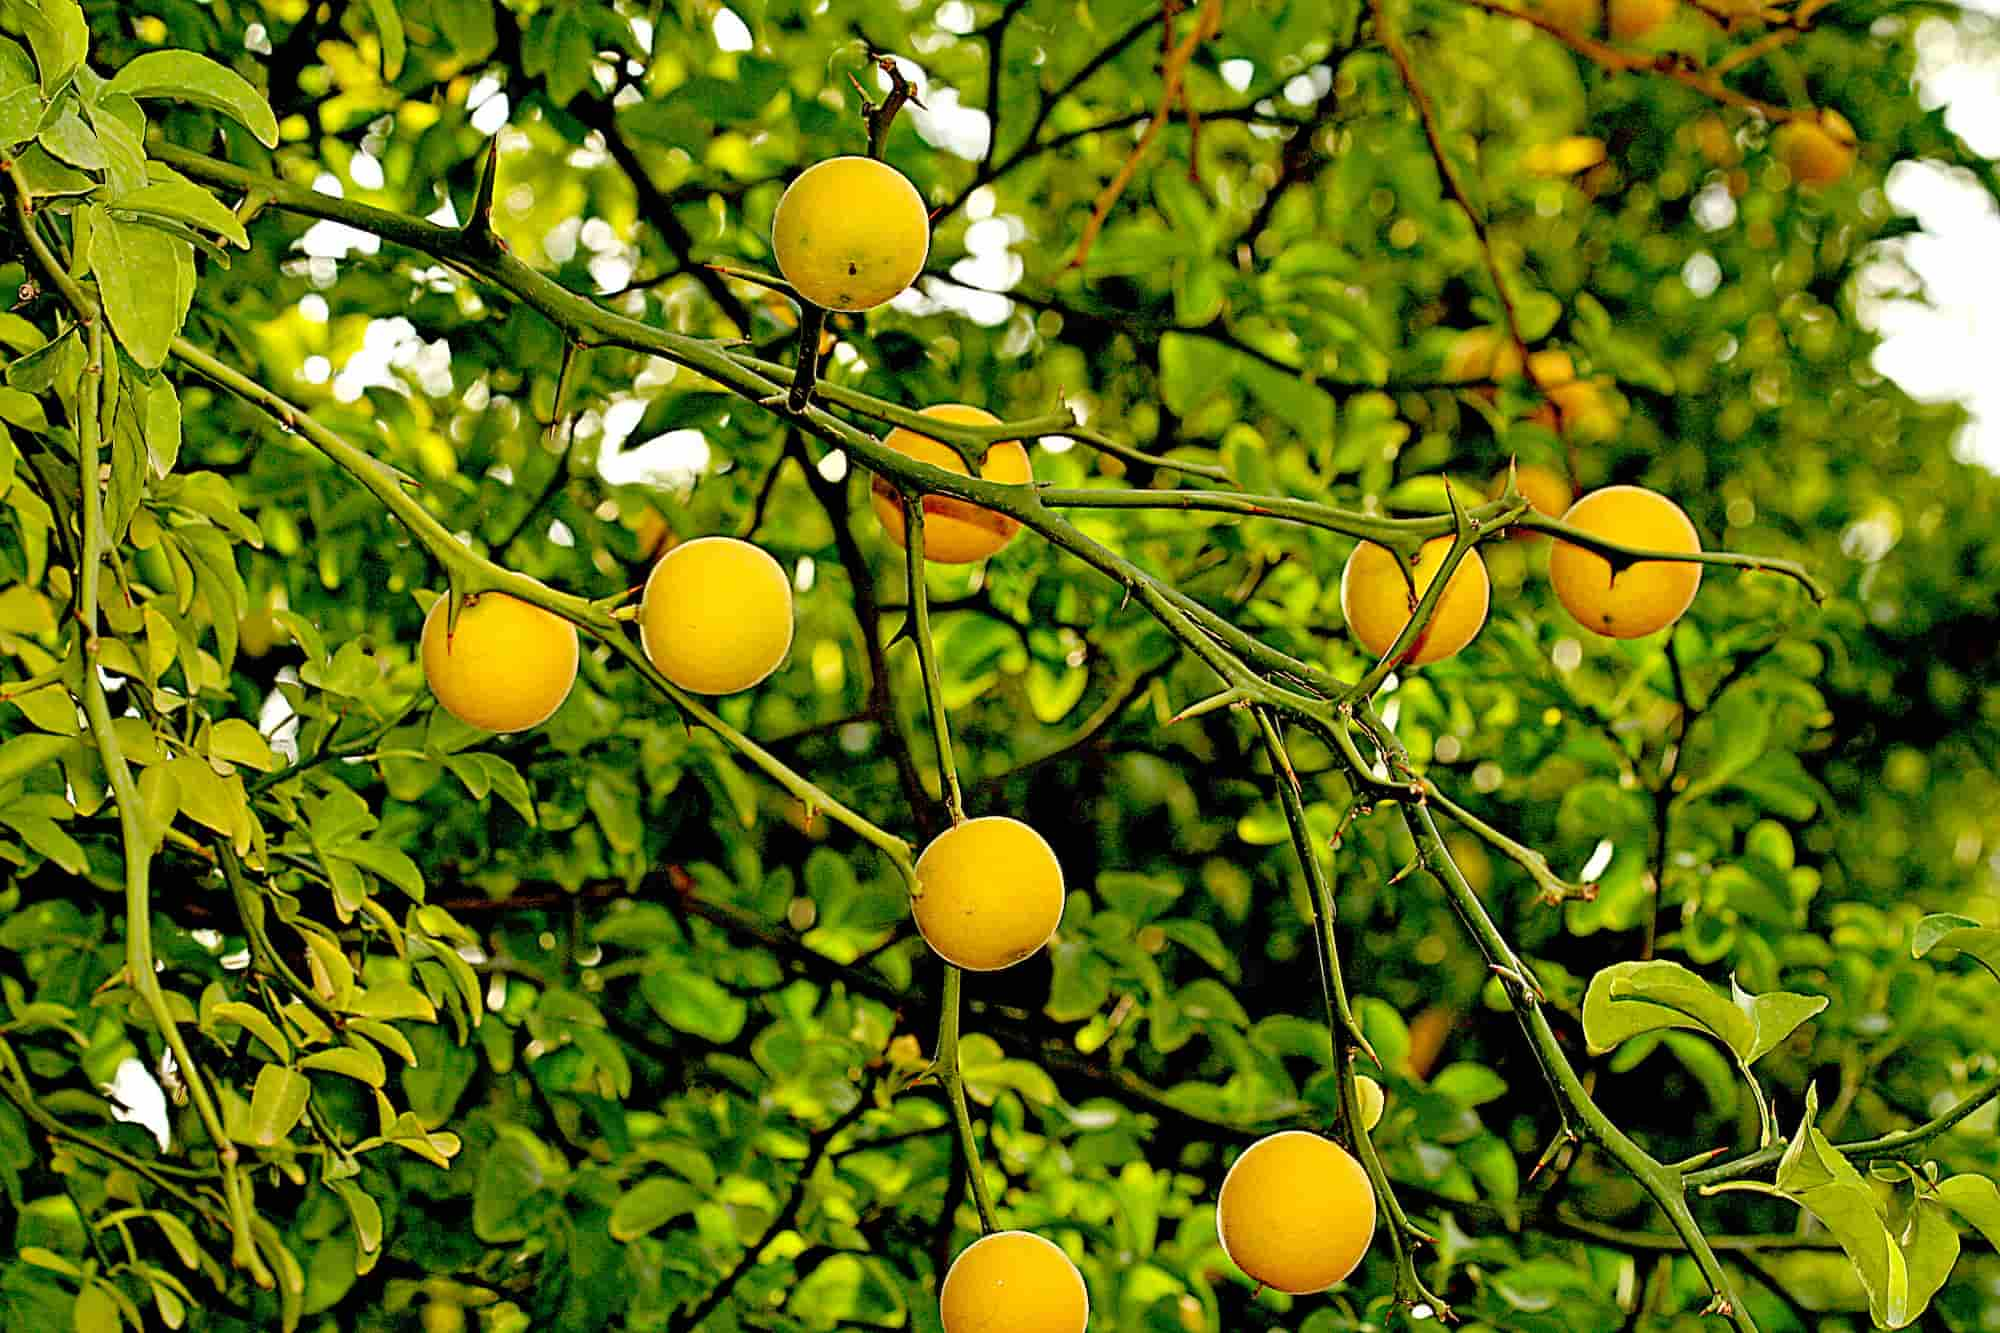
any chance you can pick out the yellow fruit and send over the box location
[1489,464,1573,541]
[912,817,1064,971]
[1443,326,1524,383]
[1528,348,1575,388]
[870,405,1033,564]
[640,537,795,694]
[1354,1076,1386,1132]
[238,609,286,659]
[1522,137,1607,176]
[422,592,578,733]
[1530,0,1603,29]
[1774,110,1856,188]
[1549,485,1703,638]
[771,156,931,311]
[1340,537,1491,667]
[1608,0,1675,39]
[1548,378,1622,443]
[1217,1131,1377,1294]
[940,1231,1089,1333]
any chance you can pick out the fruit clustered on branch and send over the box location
[0,1,1890,1327]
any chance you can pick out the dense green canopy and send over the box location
[2,0,1999,1329]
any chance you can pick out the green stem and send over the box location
[169,336,917,890]
[784,304,827,412]
[8,176,268,1286]
[902,497,964,824]
[936,967,998,1233]
[1689,1071,2000,1189]
[216,841,339,1021]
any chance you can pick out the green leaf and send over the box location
[103,50,278,147]
[1936,1174,2000,1250]
[1902,1197,1960,1325]
[1733,976,1829,1065]
[0,731,69,786]
[1582,959,1824,1065]
[0,384,50,431]
[3,811,85,874]
[640,966,748,1044]
[206,718,275,771]
[71,1282,121,1333]
[115,176,251,249]
[331,1180,384,1257]
[0,84,42,146]
[1584,959,1751,1056]
[91,208,194,370]
[211,999,291,1062]
[246,1064,310,1147]
[342,980,436,1023]
[327,842,425,901]
[9,140,91,195]
[1912,914,2000,985]
[8,0,86,96]
[162,756,251,852]
[608,1176,699,1242]
[365,0,405,79]
[36,103,99,168]
[299,1039,387,1087]
[472,1127,560,1243]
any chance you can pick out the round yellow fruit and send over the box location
[1549,485,1703,638]
[1217,1131,1377,1294]
[1775,111,1856,188]
[771,156,931,312]
[1340,536,1491,666]
[940,1231,1089,1333]
[1354,1076,1386,1133]
[1489,464,1573,541]
[640,536,794,694]
[422,592,578,733]
[1527,348,1575,388]
[871,405,1033,564]
[1608,0,1675,39]
[1548,378,1622,443]
[912,817,1064,971]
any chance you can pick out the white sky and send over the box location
[1865,6,2000,469]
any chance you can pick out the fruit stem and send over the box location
[783,302,827,413]
[901,498,966,825]
[935,966,999,1234]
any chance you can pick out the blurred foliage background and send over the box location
[4,0,2000,1329]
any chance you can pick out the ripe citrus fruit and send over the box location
[870,404,1033,564]
[1489,464,1572,541]
[1217,1131,1377,1294]
[639,537,795,694]
[1528,348,1575,388]
[1340,537,1491,666]
[771,156,930,311]
[1354,1076,1386,1132]
[1548,485,1703,638]
[911,816,1064,971]
[1547,378,1622,443]
[939,1230,1089,1333]
[1608,0,1675,38]
[422,592,578,733]
[1775,110,1856,188]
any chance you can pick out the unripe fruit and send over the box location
[640,537,795,694]
[422,592,578,733]
[870,404,1033,564]
[771,156,931,311]
[1340,537,1491,666]
[1608,0,1675,39]
[1774,110,1856,188]
[1547,378,1622,443]
[1217,1131,1377,1294]
[939,1231,1089,1333]
[1548,485,1703,638]
[912,816,1064,971]
[1355,1076,1386,1132]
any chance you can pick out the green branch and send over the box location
[935,967,999,1233]
[8,176,269,1288]
[902,499,965,824]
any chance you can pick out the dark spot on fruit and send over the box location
[847,262,858,275]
